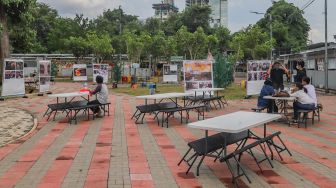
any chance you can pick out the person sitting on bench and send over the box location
[290,82,315,123]
[302,76,317,107]
[257,78,277,113]
[88,75,109,117]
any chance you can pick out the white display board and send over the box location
[1,59,25,97]
[246,60,271,96]
[38,60,51,92]
[73,64,88,81]
[93,64,109,83]
[163,65,178,82]
[183,60,214,91]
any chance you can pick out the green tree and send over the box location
[180,5,211,33]
[257,0,310,54]
[65,36,91,62]
[86,32,114,63]
[0,0,36,82]
[231,25,274,60]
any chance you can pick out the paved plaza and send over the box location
[0,82,336,188]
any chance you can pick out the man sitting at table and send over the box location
[88,75,109,117]
[257,78,277,113]
[290,82,315,123]
[302,76,317,107]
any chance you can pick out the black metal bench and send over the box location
[131,102,177,124]
[219,131,284,187]
[158,105,206,128]
[178,131,249,176]
[67,102,111,124]
[44,100,88,121]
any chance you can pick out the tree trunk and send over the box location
[0,4,10,85]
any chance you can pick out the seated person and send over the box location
[88,75,109,117]
[302,76,317,107]
[290,82,315,123]
[257,78,277,113]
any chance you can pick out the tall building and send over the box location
[152,0,179,21]
[185,0,228,28]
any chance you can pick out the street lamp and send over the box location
[250,11,273,61]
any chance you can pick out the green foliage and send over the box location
[257,0,310,53]
[213,55,234,88]
[180,5,211,33]
[176,26,208,60]
[86,32,114,63]
[231,25,274,61]
[65,36,91,61]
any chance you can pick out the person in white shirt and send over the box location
[290,82,315,123]
[88,75,109,117]
[302,76,317,106]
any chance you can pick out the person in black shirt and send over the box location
[295,60,307,83]
[267,61,289,91]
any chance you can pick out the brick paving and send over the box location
[0,82,335,187]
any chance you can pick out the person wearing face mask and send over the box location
[267,61,289,91]
[295,60,307,83]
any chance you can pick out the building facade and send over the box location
[152,0,178,21]
[185,0,228,28]
[280,43,336,91]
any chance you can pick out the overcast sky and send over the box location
[38,0,336,43]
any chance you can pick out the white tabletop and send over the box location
[136,92,193,100]
[48,92,89,98]
[188,88,224,92]
[263,96,296,101]
[188,111,281,133]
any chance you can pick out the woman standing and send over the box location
[295,60,306,83]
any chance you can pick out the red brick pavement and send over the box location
[0,83,336,188]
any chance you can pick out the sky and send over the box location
[38,0,336,43]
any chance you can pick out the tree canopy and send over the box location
[256,0,310,54]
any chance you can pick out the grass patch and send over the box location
[110,84,184,96]
[111,83,247,100]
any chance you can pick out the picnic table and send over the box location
[182,111,291,180]
[263,96,296,124]
[187,88,228,109]
[43,92,90,121]
[133,92,205,126]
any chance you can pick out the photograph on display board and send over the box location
[39,63,50,76]
[40,77,50,85]
[94,64,100,69]
[248,62,259,71]
[5,61,16,70]
[5,71,16,79]
[16,61,23,70]
[186,82,199,90]
[101,65,108,70]
[260,62,270,71]
[16,71,23,79]
[248,73,253,81]
[184,62,212,81]
[74,68,87,77]
[199,82,213,89]
[259,72,268,80]
[163,65,170,75]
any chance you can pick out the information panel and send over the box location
[1,59,25,97]
[38,60,51,92]
[246,60,271,95]
[73,64,87,81]
[93,64,109,83]
[183,60,213,91]
[163,64,178,82]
